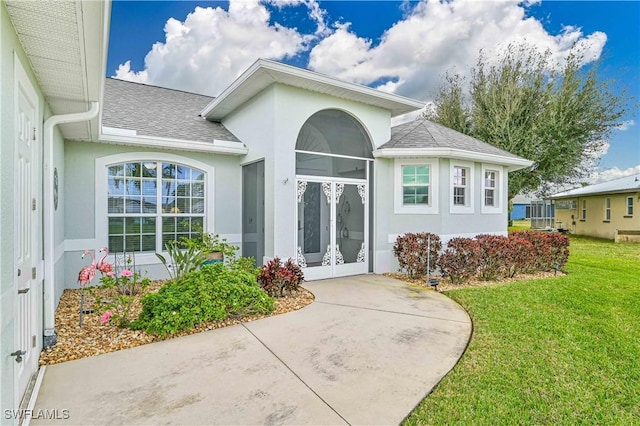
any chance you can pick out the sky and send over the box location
[107,0,640,183]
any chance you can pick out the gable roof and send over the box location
[102,78,240,144]
[549,174,640,198]
[374,118,533,170]
[201,59,424,120]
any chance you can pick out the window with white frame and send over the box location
[453,166,469,206]
[581,199,587,220]
[402,165,430,205]
[484,170,497,207]
[106,161,206,252]
[394,159,438,214]
[604,197,611,221]
[626,196,634,216]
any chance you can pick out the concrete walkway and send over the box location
[32,275,471,425]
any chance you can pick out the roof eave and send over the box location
[200,59,424,120]
[550,189,640,199]
[373,147,533,170]
[99,132,248,156]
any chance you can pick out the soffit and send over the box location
[5,0,108,141]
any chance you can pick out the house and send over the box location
[511,193,534,220]
[0,0,531,416]
[549,174,640,241]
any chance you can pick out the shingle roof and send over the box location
[550,173,640,198]
[102,78,239,143]
[380,118,525,160]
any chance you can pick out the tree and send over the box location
[428,44,628,198]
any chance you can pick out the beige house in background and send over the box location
[549,174,640,241]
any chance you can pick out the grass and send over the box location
[508,219,531,232]
[405,235,640,425]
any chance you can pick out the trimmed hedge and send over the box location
[436,231,570,284]
[393,232,442,278]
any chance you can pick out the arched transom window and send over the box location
[106,161,205,252]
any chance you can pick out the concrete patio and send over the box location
[32,274,471,425]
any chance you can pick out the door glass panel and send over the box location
[336,183,366,264]
[297,181,330,267]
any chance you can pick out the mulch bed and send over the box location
[384,270,565,292]
[39,282,314,366]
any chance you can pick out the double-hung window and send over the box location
[626,196,634,216]
[483,171,496,206]
[106,161,206,252]
[402,165,430,206]
[453,166,469,206]
[581,199,587,220]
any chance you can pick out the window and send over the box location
[402,165,430,205]
[450,161,474,214]
[106,161,206,252]
[525,205,531,219]
[604,197,611,221]
[581,199,587,220]
[394,159,439,214]
[626,196,634,216]
[453,167,468,206]
[483,170,496,206]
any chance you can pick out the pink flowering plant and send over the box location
[90,255,150,328]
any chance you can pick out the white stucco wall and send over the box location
[62,140,243,286]
[222,83,391,264]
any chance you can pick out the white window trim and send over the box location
[450,160,474,214]
[626,196,634,216]
[481,164,502,214]
[604,197,611,221]
[394,158,439,214]
[96,152,215,264]
[581,199,587,220]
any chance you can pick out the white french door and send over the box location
[296,178,368,280]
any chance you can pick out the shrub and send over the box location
[438,238,481,284]
[511,230,570,272]
[393,232,442,278]
[476,234,512,281]
[132,260,274,337]
[257,257,304,297]
[156,241,206,282]
[508,233,536,275]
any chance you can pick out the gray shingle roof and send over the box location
[380,118,525,160]
[102,78,239,143]
[550,173,640,198]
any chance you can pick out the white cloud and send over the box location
[590,165,640,183]
[114,0,314,95]
[616,119,635,131]
[308,0,607,100]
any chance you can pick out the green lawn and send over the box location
[508,219,532,232]
[405,235,640,425]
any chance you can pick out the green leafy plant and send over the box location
[156,241,206,282]
[132,261,274,338]
[91,266,151,328]
[181,232,239,261]
[257,257,304,297]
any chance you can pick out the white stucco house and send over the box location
[0,0,532,416]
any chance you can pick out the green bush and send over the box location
[132,260,274,337]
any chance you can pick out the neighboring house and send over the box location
[0,0,531,415]
[549,174,640,241]
[511,194,532,220]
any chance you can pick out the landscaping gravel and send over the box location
[39,281,314,366]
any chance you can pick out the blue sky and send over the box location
[108,0,639,181]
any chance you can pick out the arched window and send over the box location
[296,110,373,179]
[104,160,207,253]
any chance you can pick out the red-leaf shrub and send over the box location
[476,234,511,281]
[393,232,442,278]
[507,234,536,275]
[257,257,304,297]
[510,231,570,272]
[438,238,481,284]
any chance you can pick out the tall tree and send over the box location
[429,44,627,198]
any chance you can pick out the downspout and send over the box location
[43,102,99,347]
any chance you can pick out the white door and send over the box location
[296,179,368,280]
[14,59,40,402]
